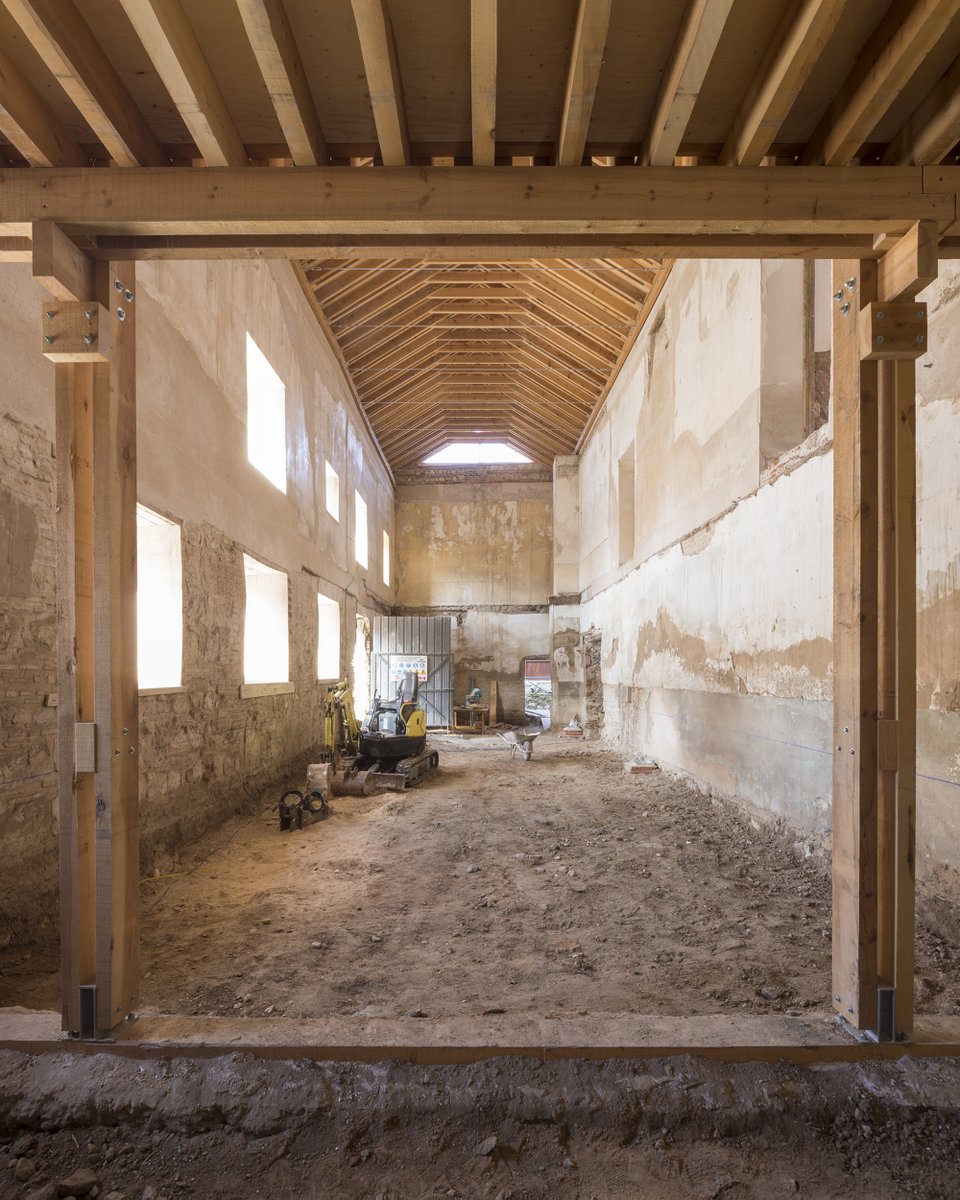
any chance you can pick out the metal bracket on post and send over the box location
[877,986,896,1043]
[78,984,97,1040]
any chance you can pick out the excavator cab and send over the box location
[361,670,427,759]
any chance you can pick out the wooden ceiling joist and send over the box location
[116,0,247,166]
[470,0,496,167]
[883,53,960,166]
[2,0,166,166]
[642,0,736,167]
[719,0,845,167]
[556,0,613,167]
[236,0,327,166]
[801,0,959,167]
[350,0,410,166]
[0,42,87,166]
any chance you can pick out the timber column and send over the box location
[42,240,139,1036]
[831,222,934,1040]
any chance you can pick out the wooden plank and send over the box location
[556,0,612,167]
[32,221,93,300]
[0,167,953,240]
[236,0,327,166]
[893,355,917,1035]
[718,0,845,166]
[89,262,140,1033]
[802,0,958,166]
[0,42,88,166]
[832,258,879,1031]
[470,0,496,167]
[878,220,938,302]
[116,0,247,166]
[55,360,97,1032]
[350,0,410,166]
[2,0,166,167]
[641,0,736,166]
[884,53,960,166]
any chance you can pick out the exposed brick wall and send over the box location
[0,413,58,928]
[0,413,338,934]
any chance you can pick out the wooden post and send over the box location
[48,261,139,1035]
[831,258,879,1031]
[832,237,929,1038]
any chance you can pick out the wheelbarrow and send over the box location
[496,728,541,761]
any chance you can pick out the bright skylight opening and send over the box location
[423,442,531,466]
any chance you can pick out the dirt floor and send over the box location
[1,737,958,1022]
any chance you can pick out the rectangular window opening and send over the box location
[617,444,636,566]
[246,333,287,493]
[243,553,289,685]
[354,490,368,569]
[317,592,341,680]
[524,658,552,726]
[325,460,339,521]
[382,530,391,588]
[137,505,183,689]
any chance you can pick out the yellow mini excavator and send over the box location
[322,671,438,794]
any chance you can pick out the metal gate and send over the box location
[372,616,453,728]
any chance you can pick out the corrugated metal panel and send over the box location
[372,615,453,727]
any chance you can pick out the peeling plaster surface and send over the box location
[575,258,960,878]
[394,473,552,716]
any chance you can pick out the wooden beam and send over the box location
[556,0,612,167]
[236,0,327,166]
[0,42,88,166]
[877,220,938,302]
[832,258,879,1031]
[1,0,166,166]
[92,260,140,1033]
[1,167,952,242]
[802,0,958,166]
[116,0,247,166]
[32,220,93,300]
[718,0,844,166]
[0,236,33,262]
[641,0,735,166]
[470,0,496,167]
[350,0,410,166]
[883,53,960,166]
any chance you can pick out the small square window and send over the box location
[354,490,368,569]
[246,334,287,493]
[243,554,289,684]
[325,461,339,521]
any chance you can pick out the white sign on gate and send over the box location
[390,655,428,682]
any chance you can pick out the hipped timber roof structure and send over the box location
[2,0,960,465]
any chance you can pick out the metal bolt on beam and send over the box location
[116,307,126,321]
[43,335,56,344]
[45,310,55,320]
[82,334,94,345]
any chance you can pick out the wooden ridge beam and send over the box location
[237,0,327,166]
[802,0,958,166]
[1,0,166,166]
[719,0,845,166]
[470,0,496,167]
[883,53,960,166]
[350,0,410,166]
[0,41,88,166]
[556,0,613,167]
[116,0,247,166]
[642,0,736,166]
[2,168,952,241]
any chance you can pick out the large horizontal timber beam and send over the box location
[0,167,958,260]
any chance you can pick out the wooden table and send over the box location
[453,704,489,733]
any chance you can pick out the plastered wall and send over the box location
[575,257,960,886]
[393,465,552,719]
[0,260,393,927]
